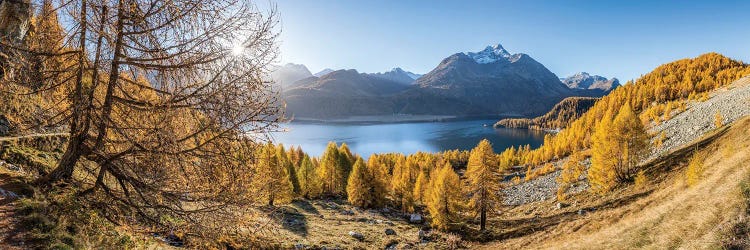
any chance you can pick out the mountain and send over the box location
[271,63,313,88]
[494,97,599,130]
[561,72,619,92]
[367,68,421,85]
[282,43,610,119]
[407,43,581,116]
[313,68,335,77]
[283,69,411,118]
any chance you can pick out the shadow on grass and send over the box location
[462,190,654,242]
[260,201,312,237]
[291,199,320,215]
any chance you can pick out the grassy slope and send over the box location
[483,116,750,249]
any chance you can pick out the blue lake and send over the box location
[272,119,547,157]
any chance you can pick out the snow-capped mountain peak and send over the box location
[465,43,512,64]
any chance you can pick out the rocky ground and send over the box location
[259,199,462,249]
[502,75,750,206]
[650,76,750,158]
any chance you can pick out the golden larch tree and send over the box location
[346,157,373,208]
[297,155,322,199]
[427,163,462,231]
[465,139,502,231]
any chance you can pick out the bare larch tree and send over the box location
[1,0,282,237]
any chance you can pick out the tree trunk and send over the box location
[480,205,487,231]
[46,133,86,181]
[40,0,88,184]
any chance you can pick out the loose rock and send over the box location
[409,214,423,224]
[348,231,364,241]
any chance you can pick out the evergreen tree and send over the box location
[465,139,501,231]
[346,157,373,208]
[427,163,462,231]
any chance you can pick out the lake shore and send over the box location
[289,114,526,125]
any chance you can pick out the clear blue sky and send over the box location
[262,0,750,81]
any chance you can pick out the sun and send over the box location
[231,43,245,56]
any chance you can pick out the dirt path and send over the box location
[0,132,68,142]
[0,173,27,249]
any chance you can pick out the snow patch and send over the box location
[465,43,512,64]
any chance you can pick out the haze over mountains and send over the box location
[273,43,619,120]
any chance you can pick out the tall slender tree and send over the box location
[427,163,462,231]
[297,155,321,199]
[346,157,372,208]
[465,139,501,231]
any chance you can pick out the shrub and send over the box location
[634,170,647,189]
[686,151,708,187]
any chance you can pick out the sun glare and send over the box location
[231,44,245,56]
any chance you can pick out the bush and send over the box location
[634,170,647,189]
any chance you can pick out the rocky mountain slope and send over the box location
[560,72,619,93]
[271,63,313,88]
[366,67,421,85]
[313,68,335,77]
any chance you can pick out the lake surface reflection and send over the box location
[272,119,547,157]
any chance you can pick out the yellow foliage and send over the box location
[426,164,462,231]
[465,139,502,231]
[714,112,724,128]
[347,158,374,208]
[634,170,647,189]
[505,53,748,169]
[686,151,707,187]
[590,104,651,194]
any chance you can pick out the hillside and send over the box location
[494,97,599,130]
[486,115,750,249]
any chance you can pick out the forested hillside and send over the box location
[494,97,599,130]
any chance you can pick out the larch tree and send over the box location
[254,144,293,206]
[2,0,282,236]
[318,142,344,196]
[589,108,618,193]
[346,157,373,208]
[277,144,300,195]
[367,156,389,207]
[413,170,429,205]
[392,156,416,212]
[426,163,462,231]
[297,155,321,199]
[465,139,501,231]
[338,143,354,180]
[589,104,651,193]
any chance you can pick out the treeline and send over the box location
[253,140,510,231]
[494,97,599,130]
